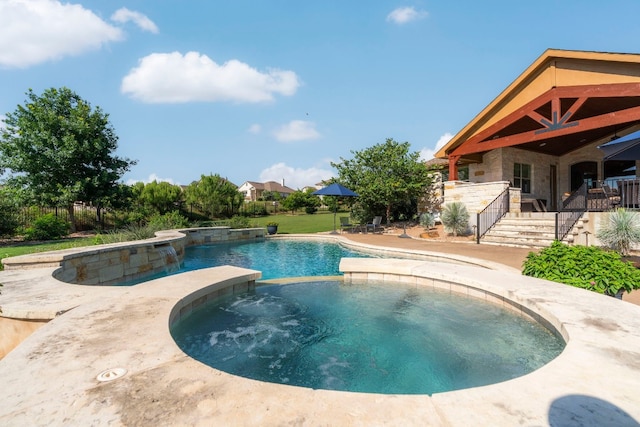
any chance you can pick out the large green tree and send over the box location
[332,138,433,223]
[0,87,136,231]
[134,180,184,214]
[185,174,243,218]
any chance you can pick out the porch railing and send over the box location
[476,186,510,244]
[555,182,587,241]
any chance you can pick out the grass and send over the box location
[250,210,340,234]
[0,237,98,270]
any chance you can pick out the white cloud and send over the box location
[248,124,262,134]
[259,162,333,190]
[0,0,123,68]
[121,51,301,103]
[386,7,428,24]
[111,8,158,34]
[126,173,176,185]
[419,132,453,161]
[273,120,320,142]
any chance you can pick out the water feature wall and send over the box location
[2,227,265,286]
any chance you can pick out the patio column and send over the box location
[448,155,461,180]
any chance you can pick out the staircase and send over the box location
[480,212,581,248]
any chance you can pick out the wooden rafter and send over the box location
[449,83,640,157]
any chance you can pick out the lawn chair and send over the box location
[366,216,384,234]
[339,216,355,233]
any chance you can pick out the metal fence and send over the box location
[16,205,119,232]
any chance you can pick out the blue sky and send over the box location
[2,1,640,189]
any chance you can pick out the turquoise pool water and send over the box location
[182,239,374,280]
[171,280,565,395]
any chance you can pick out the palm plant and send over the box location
[596,208,640,256]
[441,202,469,237]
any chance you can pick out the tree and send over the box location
[332,138,433,224]
[0,87,136,232]
[185,174,243,218]
[281,189,320,214]
[135,180,184,214]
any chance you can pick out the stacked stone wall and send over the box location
[2,227,265,286]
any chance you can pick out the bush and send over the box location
[0,200,19,238]
[596,208,640,256]
[23,213,69,241]
[305,206,318,214]
[441,202,469,237]
[228,215,251,229]
[147,211,190,231]
[522,241,640,295]
[419,212,435,230]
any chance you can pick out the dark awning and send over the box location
[598,137,640,161]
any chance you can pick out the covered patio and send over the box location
[436,49,640,214]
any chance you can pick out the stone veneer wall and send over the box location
[443,181,521,228]
[2,227,265,286]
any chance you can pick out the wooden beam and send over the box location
[448,155,461,180]
[451,105,640,156]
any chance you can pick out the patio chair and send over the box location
[339,216,355,233]
[366,216,384,234]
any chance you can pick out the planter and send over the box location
[266,225,278,235]
[605,289,625,299]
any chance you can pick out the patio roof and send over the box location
[436,49,640,176]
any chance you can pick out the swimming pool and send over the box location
[182,239,375,280]
[171,279,565,395]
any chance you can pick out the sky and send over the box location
[3,1,640,190]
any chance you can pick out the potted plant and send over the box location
[266,222,279,235]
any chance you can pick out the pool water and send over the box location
[171,280,565,395]
[182,239,374,280]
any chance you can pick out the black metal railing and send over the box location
[555,182,587,241]
[476,186,510,244]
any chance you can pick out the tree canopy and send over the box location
[0,87,136,230]
[185,174,243,218]
[332,138,433,223]
[133,180,184,214]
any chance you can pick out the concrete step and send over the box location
[480,234,556,248]
[496,219,556,227]
[485,229,557,239]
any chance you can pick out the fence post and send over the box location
[476,212,480,244]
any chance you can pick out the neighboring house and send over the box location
[436,48,640,216]
[238,180,296,202]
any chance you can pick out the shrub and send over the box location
[23,213,69,241]
[419,212,435,230]
[441,202,469,237]
[522,241,640,295]
[94,224,157,244]
[596,208,640,256]
[305,206,318,214]
[228,215,251,229]
[147,211,190,231]
[0,201,19,238]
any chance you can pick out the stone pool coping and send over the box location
[0,235,639,425]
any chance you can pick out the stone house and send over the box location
[435,49,640,246]
[237,180,296,202]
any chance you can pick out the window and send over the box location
[514,163,531,193]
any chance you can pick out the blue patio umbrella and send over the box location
[313,183,359,234]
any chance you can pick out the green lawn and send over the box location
[0,237,98,270]
[249,210,341,234]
